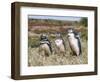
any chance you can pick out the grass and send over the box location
[28,34,88,66]
[28,18,88,66]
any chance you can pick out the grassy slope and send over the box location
[28,35,88,66]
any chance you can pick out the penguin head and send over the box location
[67,28,75,38]
[55,32,62,39]
[67,28,80,39]
[40,34,48,41]
[67,28,74,33]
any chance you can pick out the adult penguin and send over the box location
[54,32,66,55]
[39,34,52,56]
[67,28,82,56]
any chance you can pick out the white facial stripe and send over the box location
[68,33,74,38]
[68,29,73,33]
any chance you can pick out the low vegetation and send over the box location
[28,34,87,66]
[28,18,88,66]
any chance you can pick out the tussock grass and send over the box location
[28,35,88,66]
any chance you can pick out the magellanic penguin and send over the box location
[54,32,66,55]
[67,28,82,56]
[39,34,52,56]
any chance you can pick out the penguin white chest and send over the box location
[39,44,51,55]
[55,39,63,46]
[55,39,65,53]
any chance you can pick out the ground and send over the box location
[28,34,88,66]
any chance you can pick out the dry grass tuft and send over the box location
[28,35,88,66]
